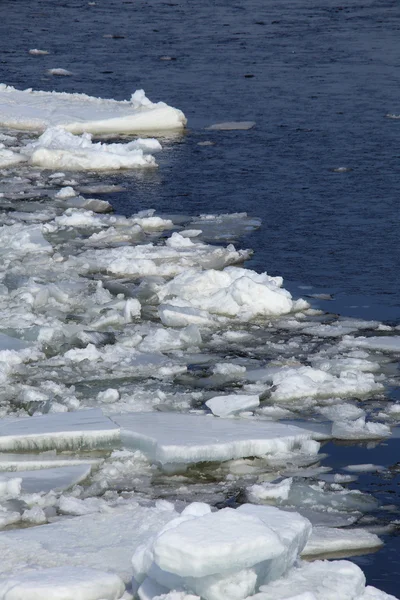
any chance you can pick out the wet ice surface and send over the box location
[1,0,400,597]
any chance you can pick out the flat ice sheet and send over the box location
[301,526,382,558]
[0,567,125,600]
[0,454,102,472]
[0,464,92,494]
[110,412,313,465]
[0,503,177,583]
[0,85,186,133]
[0,409,120,451]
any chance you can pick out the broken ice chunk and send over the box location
[205,394,260,417]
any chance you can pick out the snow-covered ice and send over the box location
[0,85,186,133]
[0,567,125,600]
[205,394,260,417]
[22,127,160,171]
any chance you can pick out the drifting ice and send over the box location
[0,85,187,133]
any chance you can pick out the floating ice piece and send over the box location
[110,412,314,465]
[247,478,293,503]
[318,403,365,422]
[0,566,125,600]
[157,267,307,322]
[0,504,178,583]
[205,394,259,417]
[237,505,311,582]
[301,526,382,559]
[270,366,382,402]
[0,147,27,168]
[343,464,385,473]
[0,333,31,352]
[246,478,377,513]
[0,453,102,472]
[23,127,158,171]
[332,417,391,440]
[78,244,249,280]
[341,335,400,353]
[252,560,366,600]
[29,49,50,55]
[0,223,52,258]
[0,409,120,451]
[153,508,285,578]
[133,504,311,600]
[0,85,186,133]
[0,464,92,494]
[48,68,72,76]
[152,593,200,600]
[206,122,255,130]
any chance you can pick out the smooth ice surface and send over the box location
[0,85,186,133]
[206,122,256,130]
[0,464,92,494]
[0,409,119,451]
[110,412,314,465]
[153,508,285,578]
[0,567,125,600]
[0,454,102,472]
[341,336,400,353]
[301,526,382,558]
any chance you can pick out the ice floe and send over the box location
[301,526,382,558]
[0,85,186,133]
[22,127,161,171]
[111,412,317,466]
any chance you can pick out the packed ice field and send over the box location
[0,84,398,600]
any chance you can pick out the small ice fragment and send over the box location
[47,68,73,76]
[206,122,255,131]
[206,394,260,417]
[55,186,76,198]
[343,464,385,473]
[29,49,49,55]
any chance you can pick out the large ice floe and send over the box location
[0,85,186,133]
[0,84,398,600]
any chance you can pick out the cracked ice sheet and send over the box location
[0,85,186,134]
[110,412,318,466]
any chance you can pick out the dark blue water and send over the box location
[2,0,400,593]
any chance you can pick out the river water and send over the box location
[1,0,400,595]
